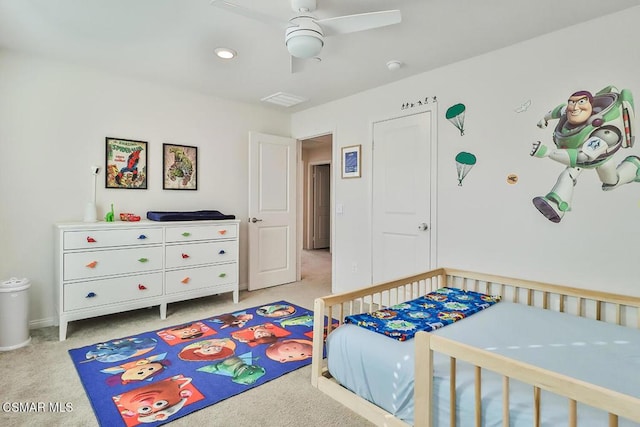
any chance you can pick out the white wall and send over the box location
[0,50,290,326]
[292,7,640,296]
[4,7,640,328]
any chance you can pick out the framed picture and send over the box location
[163,143,198,190]
[105,137,148,189]
[341,144,361,179]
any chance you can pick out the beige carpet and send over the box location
[0,249,374,427]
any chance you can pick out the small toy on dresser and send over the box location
[104,203,114,222]
[119,212,141,221]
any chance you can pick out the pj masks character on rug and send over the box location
[114,375,194,424]
[84,337,158,363]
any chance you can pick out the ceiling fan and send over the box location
[210,0,401,72]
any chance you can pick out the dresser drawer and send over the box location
[165,240,238,268]
[63,246,163,281]
[165,263,237,295]
[64,228,163,250]
[165,224,237,243]
[64,272,163,311]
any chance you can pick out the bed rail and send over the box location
[415,332,640,427]
[312,268,448,388]
[311,267,640,427]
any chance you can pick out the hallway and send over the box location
[301,248,331,282]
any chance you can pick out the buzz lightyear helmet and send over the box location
[552,86,635,156]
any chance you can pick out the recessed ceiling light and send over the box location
[215,47,237,59]
[386,60,402,71]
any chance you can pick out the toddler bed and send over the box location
[311,268,640,426]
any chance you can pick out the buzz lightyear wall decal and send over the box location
[530,86,640,223]
[446,103,466,135]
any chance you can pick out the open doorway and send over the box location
[301,134,332,280]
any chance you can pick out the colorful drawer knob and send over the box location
[138,258,148,263]
[181,277,190,284]
[219,273,227,278]
[137,234,147,240]
[181,253,190,259]
[86,292,97,298]
[86,261,98,268]
[86,237,97,243]
[182,232,191,237]
[218,250,226,255]
[138,284,147,290]
[218,230,227,235]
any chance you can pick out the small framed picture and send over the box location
[163,143,198,190]
[105,137,148,189]
[341,144,361,179]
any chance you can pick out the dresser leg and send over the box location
[159,303,167,320]
[59,321,68,341]
[233,289,239,304]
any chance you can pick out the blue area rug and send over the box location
[69,301,321,426]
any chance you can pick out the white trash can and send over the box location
[0,277,31,351]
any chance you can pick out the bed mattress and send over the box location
[326,302,640,426]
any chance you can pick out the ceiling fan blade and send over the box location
[317,10,401,36]
[290,55,321,74]
[210,0,289,28]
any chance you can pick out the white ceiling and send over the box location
[1,0,639,113]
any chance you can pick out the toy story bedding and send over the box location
[343,287,500,341]
[69,301,322,426]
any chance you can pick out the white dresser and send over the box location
[54,219,240,340]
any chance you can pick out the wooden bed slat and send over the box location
[502,376,509,427]
[569,399,577,427]
[610,413,619,427]
[533,386,540,427]
[450,357,456,427]
[475,366,482,427]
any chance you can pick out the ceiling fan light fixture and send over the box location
[214,47,237,59]
[286,33,323,59]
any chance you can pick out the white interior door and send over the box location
[372,111,434,284]
[312,164,331,249]
[248,132,297,290]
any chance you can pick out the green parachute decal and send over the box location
[446,103,466,136]
[455,152,476,186]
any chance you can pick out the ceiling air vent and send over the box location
[261,92,308,108]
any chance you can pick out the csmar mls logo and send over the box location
[2,402,73,413]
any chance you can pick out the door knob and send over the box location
[250,217,263,223]
[418,223,429,231]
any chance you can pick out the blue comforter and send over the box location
[344,287,500,341]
